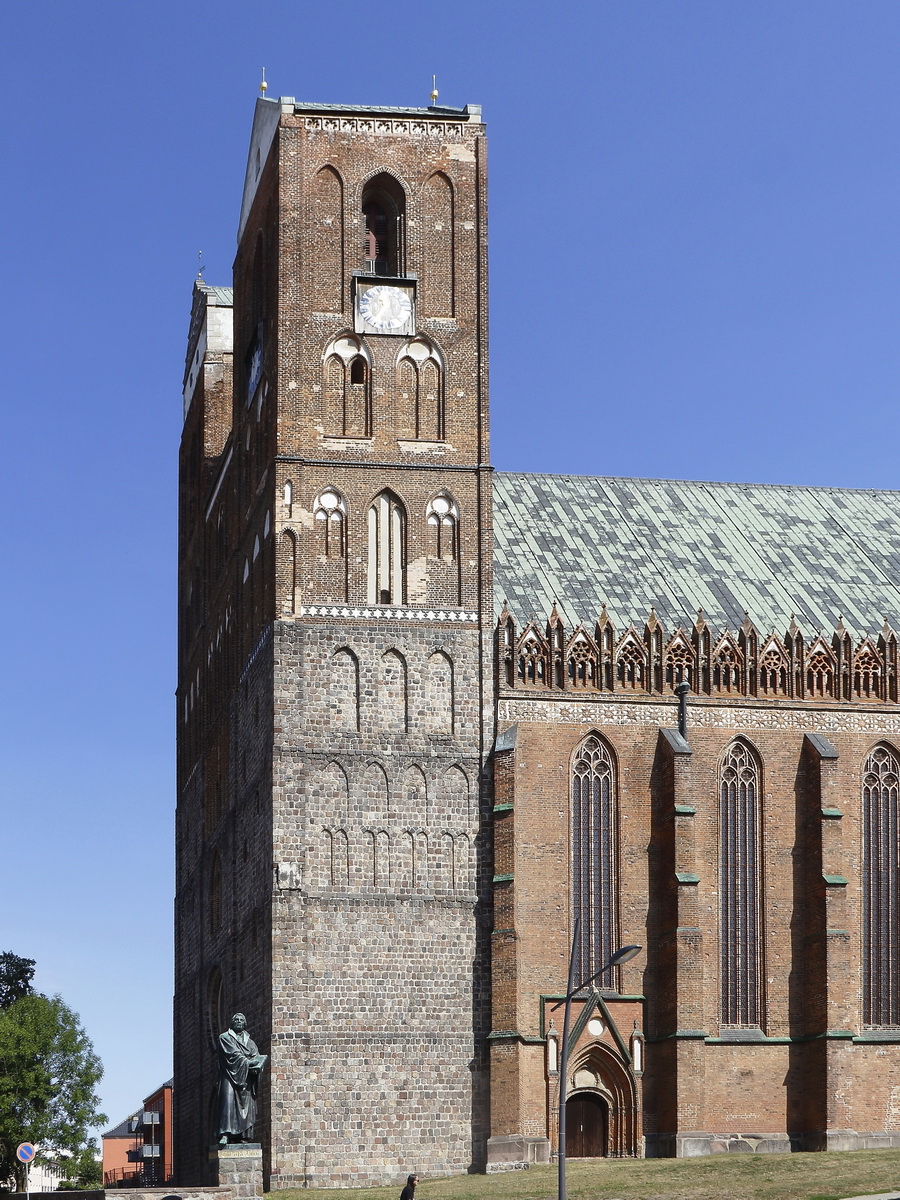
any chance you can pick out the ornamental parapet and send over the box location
[495,602,899,704]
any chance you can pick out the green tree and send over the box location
[58,1143,103,1190]
[0,954,35,1010]
[0,957,105,1192]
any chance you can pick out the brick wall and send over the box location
[490,688,900,1158]
[176,100,492,1187]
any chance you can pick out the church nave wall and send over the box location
[489,704,900,1158]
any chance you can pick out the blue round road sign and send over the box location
[16,1143,35,1164]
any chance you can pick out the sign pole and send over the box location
[16,1142,36,1197]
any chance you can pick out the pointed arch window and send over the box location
[324,334,371,437]
[367,490,406,606]
[863,744,900,1025]
[572,736,618,983]
[398,338,444,440]
[314,489,347,559]
[719,741,763,1026]
[426,494,458,560]
[362,173,406,276]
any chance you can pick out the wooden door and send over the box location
[565,1093,608,1157]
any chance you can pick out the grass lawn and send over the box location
[271,1150,900,1200]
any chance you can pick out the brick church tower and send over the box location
[175,97,491,1187]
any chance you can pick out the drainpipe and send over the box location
[675,680,690,739]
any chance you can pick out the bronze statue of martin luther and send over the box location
[216,1013,267,1145]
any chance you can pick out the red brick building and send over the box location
[102,1081,173,1188]
[175,93,900,1185]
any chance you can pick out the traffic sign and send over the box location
[16,1143,35,1164]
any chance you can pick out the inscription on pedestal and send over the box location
[209,1144,263,1198]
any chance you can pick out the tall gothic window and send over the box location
[367,490,406,606]
[863,744,900,1025]
[313,489,347,559]
[571,735,618,983]
[719,740,763,1026]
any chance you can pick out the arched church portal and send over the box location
[566,1091,608,1157]
[562,1040,640,1157]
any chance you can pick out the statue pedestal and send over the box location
[209,1143,263,1197]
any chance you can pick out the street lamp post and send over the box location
[553,927,643,1200]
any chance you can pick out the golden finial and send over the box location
[260,68,268,97]
[430,75,439,106]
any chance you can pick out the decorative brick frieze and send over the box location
[303,117,470,140]
[300,604,478,622]
[498,695,900,732]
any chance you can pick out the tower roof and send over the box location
[493,471,900,636]
[287,100,480,120]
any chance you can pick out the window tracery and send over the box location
[712,635,743,693]
[806,642,836,698]
[863,744,900,1026]
[664,633,694,689]
[426,493,458,560]
[854,642,883,700]
[615,633,647,690]
[517,626,549,687]
[571,735,619,984]
[566,630,600,690]
[314,489,347,559]
[719,740,763,1027]
[758,637,788,695]
[323,334,371,437]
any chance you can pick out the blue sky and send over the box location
[2,0,900,1139]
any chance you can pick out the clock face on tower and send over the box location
[355,281,415,336]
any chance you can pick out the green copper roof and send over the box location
[191,283,232,306]
[493,472,900,637]
[290,100,479,120]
